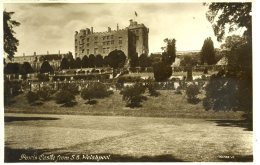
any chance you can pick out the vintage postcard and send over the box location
[2,0,255,163]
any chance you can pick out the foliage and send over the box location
[60,58,69,70]
[40,61,54,74]
[81,55,89,68]
[205,3,252,42]
[200,37,216,65]
[186,84,200,104]
[4,80,22,106]
[26,91,39,104]
[4,63,20,74]
[107,50,126,69]
[60,83,79,95]
[75,57,82,69]
[21,62,34,74]
[37,86,54,101]
[153,62,172,82]
[205,3,252,122]
[139,54,151,68]
[37,73,49,81]
[120,83,146,108]
[95,54,104,67]
[129,52,139,67]
[88,54,96,68]
[55,89,76,105]
[81,82,112,103]
[180,55,198,67]
[4,10,20,60]
[220,35,247,51]
[146,83,160,97]
[161,38,176,65]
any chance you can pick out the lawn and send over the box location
[5,113,252,162]
[5,90,245,120]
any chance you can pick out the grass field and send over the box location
[5,113,252,162]
[5,90,245,120]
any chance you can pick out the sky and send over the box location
[4,3,224,56]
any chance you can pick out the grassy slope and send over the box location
[5,90,244,120]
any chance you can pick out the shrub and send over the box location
[153,62,172,81]
[60,83,79,95]
[55,90,75,106]
[146,83,160,97]
[37,86,55,101]
[26,91,39,104]
[186,84,200,104]
[120,83,146,108]
[81,82,112,104]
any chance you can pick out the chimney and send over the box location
[23,53,25,57]
[108,27,111,32]
[34,52,36,56]
[91,27,93,34]
[47,51,49,55]
[58,50,60,55]
[129,19,133,26]
[117,24,119,31]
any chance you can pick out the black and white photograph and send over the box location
[2,0,255,163]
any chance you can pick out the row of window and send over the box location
[76,35,122,43]
[76,46,123,55]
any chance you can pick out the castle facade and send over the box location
[75,19,149,59]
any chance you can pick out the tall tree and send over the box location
[107,50,126,69]
[95,54,104,67]
[88,54,96,68]
[81,55,89,68]
[129,52,139,68]
[204,3,252,124]
[200,37,216,65]
[161,38,176,65]
[153,62,172,82]
[40,61,54,74]
[60,58,69,70]
[205,3,251,42]
[21,62,34,74]
[75,57,82,69]
[4,10,20,60]
[139,53,151,68]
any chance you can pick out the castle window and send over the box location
[103,48,106,53]
[94,48,98,54]
[111,40,114,44]
[107,36,109,40]
[107,41,110,45]
[111,35,114,39]
[82,49,84,53]
[75,39,77,42]
[87,38,89,42]
[86,43,89,47]
[87,49,89,55]
[119,37,122,44]
[103,42,106,45]
[107,47,110,53]
[94,36,98,40]
[103,36,105,40]
[94,42,98,45]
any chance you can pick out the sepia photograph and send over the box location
[3,0,254,163]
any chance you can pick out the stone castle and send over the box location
[75,19,149,59]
